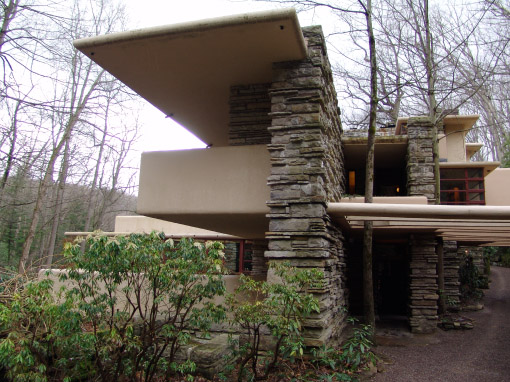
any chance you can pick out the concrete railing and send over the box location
[39,269,265,318]
[137,145,271,238]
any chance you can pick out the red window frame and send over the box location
[161,238,252,274]
[238,240,253,274]
[223,239,251,274]
[440,168,485,205]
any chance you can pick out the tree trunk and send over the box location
[83,106,109,235]
[18,159,55,273]
[0,100,22,209]
[45,136,71,267]
[18,70,103,273]
[0,0,20,53]
[362,0,378,339]
[94,126,136,230]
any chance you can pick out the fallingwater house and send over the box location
[72,9,510,345]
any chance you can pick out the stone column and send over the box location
[443,240,460,305]
[407,117,436,204]
[409,234,439,333]
[265,26,346,346]
[407,117,440,331]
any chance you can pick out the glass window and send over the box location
[223,240,252,274]
[440,168,485,205]
[467,168,483,178]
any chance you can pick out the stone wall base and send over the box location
[443,240,460,305]
[409,235,438,333]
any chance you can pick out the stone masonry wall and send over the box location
[407,117,436,204]
[224,242,238,273]
[308,29,344,203]
[223,240,268,276]
[443,240,461,305]
[265,26,346,346]
[407,117,439,332]
[409,234,439,333]
[229,84,272,146]
[246,240,269,276]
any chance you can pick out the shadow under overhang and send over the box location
[342,136,408,169]
[140,212,269,240]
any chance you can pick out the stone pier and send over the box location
[443,240,461,305]
[265,26,346,346]
[409,234,439,333]
[407,117,436,204]
[407,117,439,332]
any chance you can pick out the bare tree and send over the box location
[462,1,510,161]
[43,134,71,266]
[0,0,140,269]
[360,0,378,337]
[17,0,128,272]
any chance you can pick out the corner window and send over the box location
[440,168,485,205]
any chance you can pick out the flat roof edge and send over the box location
[328,202,510,220]
[74,8,306,57]
[440,161,500,168]
[342,136,408,144]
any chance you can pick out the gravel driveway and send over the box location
[371,266,510,382]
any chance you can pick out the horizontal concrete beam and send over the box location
[328,203,510,220]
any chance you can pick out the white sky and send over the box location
[122,0,331,153]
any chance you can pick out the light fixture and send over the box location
[349,171,355,194]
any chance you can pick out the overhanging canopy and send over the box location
[74,9,307,147]
[328,203,510,246]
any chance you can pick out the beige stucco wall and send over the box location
[485,168,510,206]
[444,129,467,162]
[438,133,448,161]
[39,269,266,317]
[138,145,270,215]
[137,145,271,238]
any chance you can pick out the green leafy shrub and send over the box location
[311,317,376,381]
[60,232,227,381]
[459,254,484,300]
[226,261,323,381]
[483,246,510,268]
[501,252,510,268]
[0,279,92,381]
[338,318,376,372]
[0,233,228,382]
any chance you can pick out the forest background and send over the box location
[1,0,509,273]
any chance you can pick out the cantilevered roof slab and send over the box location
[395,114,479,135]
[74,9,307,147]
[328,202,510,246]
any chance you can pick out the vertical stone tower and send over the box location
[265,26,347,345]
[406,117,439,333]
